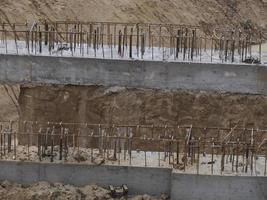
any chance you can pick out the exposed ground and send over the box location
[0,85,19,121]
[0,180,168,200]
[19,85,267,128]
[0,0,267,30]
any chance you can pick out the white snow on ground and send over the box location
[104,86,126,94]
[2,145,266,177]
[0,40,267,65]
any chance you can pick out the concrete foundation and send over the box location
[1,54,267,94]
[0,161,266,200]
[171,173,267,200]
[0,161,171,196]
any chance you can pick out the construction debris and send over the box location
[109,184,128,198]
[0,181,167,200]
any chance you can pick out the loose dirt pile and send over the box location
[0,181,168,200]
[0,0,266,29]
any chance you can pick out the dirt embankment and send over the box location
[0,85,19,121]
[19,85,267,128]
[0,0,266,29]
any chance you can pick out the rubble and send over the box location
[0,181,167,200]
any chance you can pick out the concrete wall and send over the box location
[0,161,266,199]
[0,161,171,196]
[171,173,267,200]
[1,54,267,94]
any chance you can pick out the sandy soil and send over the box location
[0,0,266,30]
[0,180,168,200]
[19,85,267,128]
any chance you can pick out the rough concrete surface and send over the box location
[1,55,267,94]
[0,161,171,196]
[171,173,267,200]
[0,161,266,200]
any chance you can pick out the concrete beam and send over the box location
[171,173,267,200]
[1,54,267,94]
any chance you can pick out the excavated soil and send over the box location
[0,85,19,122]
[0,0,266,30]
[19,85,267,128]
[0,181,168,200]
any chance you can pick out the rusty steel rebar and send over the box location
[0,21,265,64]
[0,120,266,176]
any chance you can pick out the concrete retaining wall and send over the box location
[0,161,266,199]
[171,173,267,200]
[1,54,267,94]
[0,161,171,196]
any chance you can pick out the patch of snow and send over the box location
[0,39,266,65]
[104,86,126,94]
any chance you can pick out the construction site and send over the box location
[0,0,267,200]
